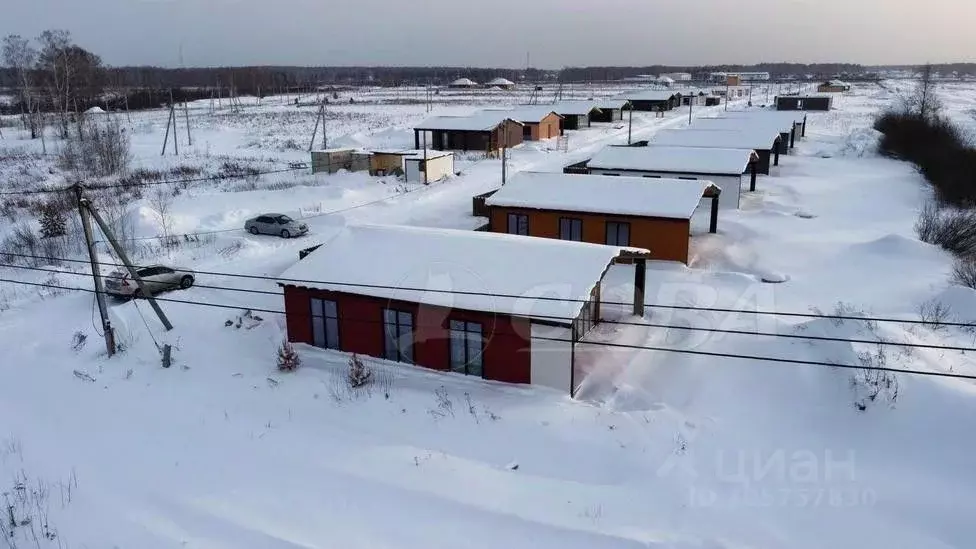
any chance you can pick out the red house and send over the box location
[277,224,650,396]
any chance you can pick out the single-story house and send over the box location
[414,113,524,154]
[650,128,783,174]
[278,224,650,396]
[311,148,371,175]
[591,99,632,123]
[681,90,709,106]
[817,80,851,93]
[484,107,562,140]
[553,101,602,131]
[705,95,722,106]
[691,117,791,155]
[484,171,721,264]
[580,145,760,209]
[486,77,516,90]
[448,78,480,89]
[776,95,832,111]
[711,110,808,146]
[625,90,682,111]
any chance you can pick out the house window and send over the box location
[601,173,621,177]
[642,175,662,178]
[310,298,340,350]
[606,222,630,246]
[449,320,483,377]
[678,176,698,180]
[383,308,414,363]
[559,217,583,241]
[507,213,529,235]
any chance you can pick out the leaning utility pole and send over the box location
[308,96,328,152]
[183,101,192,146]
[161,90,179,156]
[75,184,115,356]
[86,202,174,332]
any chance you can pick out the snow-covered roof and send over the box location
[625,89,679,101]
[402,150,452,161]
[587,145,757,175]
[414,112,522,131]
[278,224,647,323]
[371,149,452,159]
[692,117,793,134]
[657,76,675,84]
[651,128,781,150]
[553,101,601,116]
[714,110,808,126]
[595,99,631,110]
[487,77,515,86]
[482,106,561,123]
[485,171,718,220]
[449,78,479,86]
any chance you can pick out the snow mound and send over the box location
[848,233,943,259]
[821,127,882,158]
[85,106,106,114]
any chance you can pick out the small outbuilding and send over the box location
[414,113,524,154]
[591,99,632,123]
[625,90,682,111]
[278,224,650,396]
[691,117,791,155]
[485,171,721,264]
[581,145,759,210]
[311,148,371,174]
[486,77,516,90]
[776,95,832,111]
[403,151,454,183]
[553,101,602,131]
[817,80,851,93]
[486,107,562,140]
[650,128,783,174]
[448,78,480,89]
[711,110,808,147]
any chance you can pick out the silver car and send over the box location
[105,265,195,298]
[244,213,308,238]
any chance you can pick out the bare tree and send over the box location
[36,30,104,139]
[902,64,943,120]
[2,34,41,138]
[149,185,176,248]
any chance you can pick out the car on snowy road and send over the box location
[105,265,196,298]
[244,213,308,238]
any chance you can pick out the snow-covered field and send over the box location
[2,81,976,549]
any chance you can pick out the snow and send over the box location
[4,81,976,549]
[587,145,756,175]
[651,128,782,150]
[449,78,479,87]
[84,106,106,114]
[277,223,645,322]
[415,112,521,131]
[553,101,600,116]
[694,116,795,134]
[595,99,630,110]
[623,89,679,101]
[485,171,717,220]
[486,78,515,87]
[483,106,561,123]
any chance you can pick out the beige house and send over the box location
[404,151,454,183]
[310,148,370,174]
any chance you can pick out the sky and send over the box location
[2,0,974,68]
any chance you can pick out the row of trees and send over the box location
[2,30,103,139]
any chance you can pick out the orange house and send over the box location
[485,107,562,141]
[485,172,721,265]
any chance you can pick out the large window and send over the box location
[449,320,483,377]
[606,222,630,247]
[310,298,340,349]
[383,309,414,363]
[507,213,529,235]
[559,217,583,241]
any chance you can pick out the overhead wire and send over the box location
[1,276,974,383]
[3,261,976,354]
[3,251,974,330]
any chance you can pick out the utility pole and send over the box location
[86,204,174,331]
[422,131,429,186]
[183,101,192,146]
[627,105,633,145]
[725,80,730,111]
[75,184,115,357]
[688,94,693,125]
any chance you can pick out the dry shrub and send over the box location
[347,354,373,388]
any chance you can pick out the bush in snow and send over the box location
[914,203,976,257]
[276,339,301,372]
[56,116,131,178]
[916,298,953,332]
[852,344,899,412]
[952,257,976,290]
[347,354,373,388]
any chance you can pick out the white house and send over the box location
[403,150,454,183]
[585,145,758,210]
[650,128,783,175]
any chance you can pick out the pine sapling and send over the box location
[277,339,301,372]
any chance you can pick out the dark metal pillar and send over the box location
[633,258,646,317]
[750,161,758,192]
[709,196,719,234]
[774,146,780,167]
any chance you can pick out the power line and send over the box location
[1,275,974,383]
[4,261,976,354]
[3,250,973,330]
